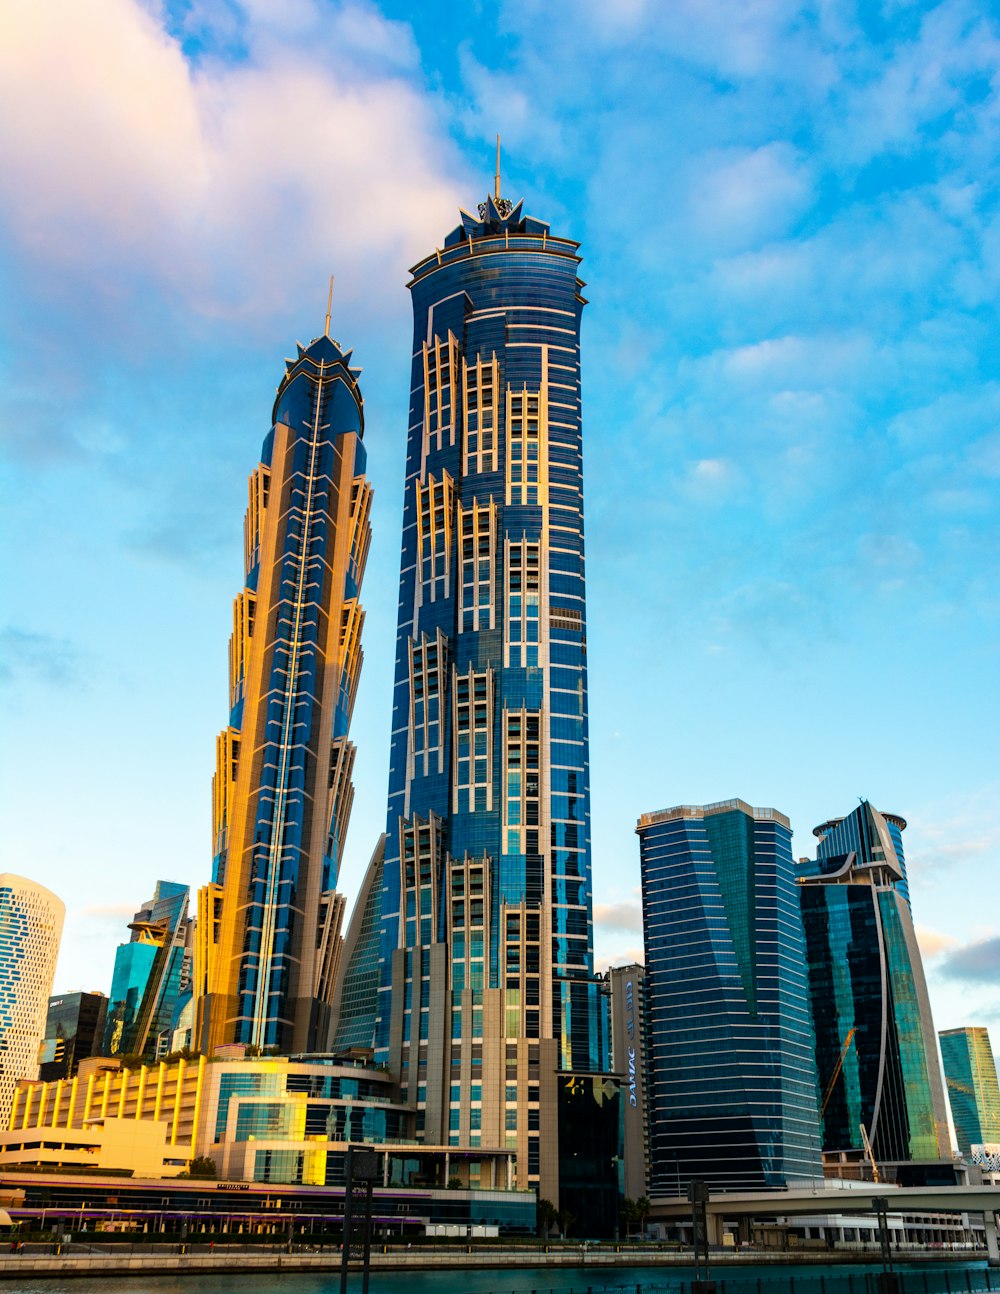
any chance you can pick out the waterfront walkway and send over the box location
[0,1243,996,1283]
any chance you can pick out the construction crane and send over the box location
[820,1026,857,1116]
[860,1122,880,1183]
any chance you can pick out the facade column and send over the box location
[985,1211,999,1267]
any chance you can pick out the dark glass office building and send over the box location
[39,991,106,1081]
[196,329,372,1055]
[939,1026,1000,1155]
[337,180,608,1207]
[637,799,823,1193]
[798,802,951,1169]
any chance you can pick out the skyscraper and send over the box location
[637,800,823,1193]
[39,990,107,1081]
[104,881,192,1060]
[196,325,372,1055]
[939,1026,1000,1155]
[798,802,951,1169]
[339,174,610,1207]
[0,873,65,1125]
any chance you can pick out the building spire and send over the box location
[495,134,501,201]
[324,274,334,338]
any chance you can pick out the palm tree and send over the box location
[635,1196,651,1237]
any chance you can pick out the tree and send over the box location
[635,1196,651,1237]
[537,1197,557,1238]
[620,1197,637,1238]
[556,1208,575,1239]
[187,1156,218,1179]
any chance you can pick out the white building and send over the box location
[0,874,64,1126]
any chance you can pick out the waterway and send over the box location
[5,1264,998,1294]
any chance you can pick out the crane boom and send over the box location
[820,1026,857,1116]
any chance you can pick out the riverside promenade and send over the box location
[0,1242,995,1282]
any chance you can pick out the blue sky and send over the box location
[1,0,998,1058]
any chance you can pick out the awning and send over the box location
[0,1211,13,1228]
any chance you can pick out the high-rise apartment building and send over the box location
[637,800,823,1193]
[798,802,951,1170]
[939,1026,1000,1155]
[104,881,192,1060]
[337,179,614,1215]
[196,326,372,1055]
[39,990,107,1081]
[0,873,65,1125]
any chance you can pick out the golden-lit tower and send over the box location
[196,325,372,1055]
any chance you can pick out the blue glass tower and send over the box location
[196,328,372,1055]
[341,178,604,1202]
[799,802,951,1168]
[637,799,823,1193]
[104,880,191,1060]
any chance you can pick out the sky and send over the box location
[1,0,998,1062]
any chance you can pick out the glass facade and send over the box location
[39,991,107,1081]
[336,187,604,1200]
[104,880,191,1060]
[637,800,823,1193]
[939,1026,1000,1154]
[197,332,372,1054]
[798,801,951,1165]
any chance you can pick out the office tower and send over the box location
[605,963,650,1199]
[940,1027,1000,1155]
[637,800,823,1193]
[798,801,951,1169]
[196,324,372,1056]
[39,990,107,1081]
[0,874,65,1125]
[104,881,192,1061]
[337,173,613,1214]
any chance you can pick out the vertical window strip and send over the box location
[414,472,454,604]
[502,709,541,857]
[506,387,543,506]
[407,631,449,780]
[459,499,497,634]
[505,539,541,668]
[452,665,494,814]
[423,332,459,455]
[462,354,499,474]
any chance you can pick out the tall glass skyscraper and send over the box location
[338,181,607,1204]
[939,1026,1000,1155]
[798,802,951,1168]
[104,881,191,1061]
[637,800,823,1193]
[0,874,64,1127]
[196,327,372,1055]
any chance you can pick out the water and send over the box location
[5,1264,997,1294]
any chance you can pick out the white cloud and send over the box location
[0,0,464,320]
[593,901,643,933]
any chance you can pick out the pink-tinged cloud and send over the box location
[0,0,465,319]
[915,926,957,959]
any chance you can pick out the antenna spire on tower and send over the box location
[495,134,501,201]
[324,275,334,338]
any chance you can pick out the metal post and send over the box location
[340,1144,379,1294]
[688,1179,715,1294]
